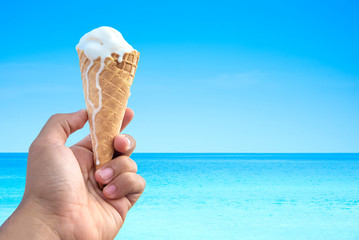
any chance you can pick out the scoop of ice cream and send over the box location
[76,26,135,62]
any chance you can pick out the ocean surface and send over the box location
[0,153,358,239]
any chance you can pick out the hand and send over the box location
[0,108,145,240]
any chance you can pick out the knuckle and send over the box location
[140,176,146,189]
[124,172,136,186]
[118,155,130,162]
[116,156,137,172]
[29,139,39,154]
[49,113,62,121]
[48,113,66,125]
[51,113,70,122]
[29,137,51,155]
[128,158,138,172]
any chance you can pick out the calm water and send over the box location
[1,153,359,239]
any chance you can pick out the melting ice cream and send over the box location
[76,27,138,166]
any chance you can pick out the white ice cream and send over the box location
[76,26,135,62]
[76,26,135,166]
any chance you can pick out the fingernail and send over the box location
[122,135,131,148]
[97,168,114,181]
[104,184,116,195]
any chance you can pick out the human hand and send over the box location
[0,108,145,240]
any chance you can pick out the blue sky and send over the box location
[0,0,358,152]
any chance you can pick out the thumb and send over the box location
[36,109,88,145]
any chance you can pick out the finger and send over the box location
[72,107,134,150]
[120,108,134,132]
[113,134,136,157]
[36,109,88,144]
[103,172,146,201]
[95,156,137,185]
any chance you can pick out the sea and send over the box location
[0,153,358,239]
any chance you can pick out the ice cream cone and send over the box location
[77,50,140,169]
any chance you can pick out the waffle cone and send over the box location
[77,50,140,169]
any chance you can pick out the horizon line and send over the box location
[0,152,358,154]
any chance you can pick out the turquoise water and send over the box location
[1,153,359,239]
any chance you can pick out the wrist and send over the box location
[0,196,62,240]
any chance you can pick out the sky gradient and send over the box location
[1,0,358,152]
